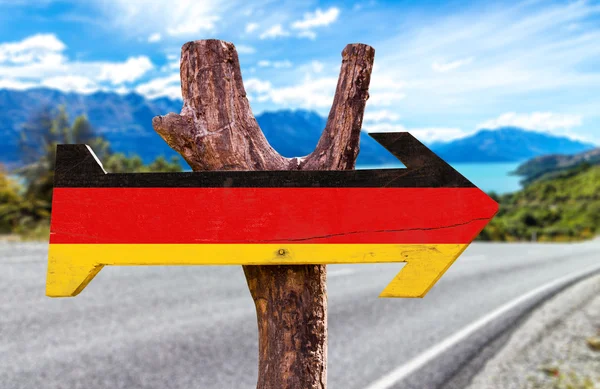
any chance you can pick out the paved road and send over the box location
[1,240,599,389]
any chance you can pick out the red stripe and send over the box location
[49,187,497,244]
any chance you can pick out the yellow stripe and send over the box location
[46,243,469,298]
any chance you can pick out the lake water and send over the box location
[8,163,522,195]
[356,162,523,194]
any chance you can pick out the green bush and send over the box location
[478,165,600,242]
[1,105,183,239]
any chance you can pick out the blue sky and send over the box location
[0,0,599,144]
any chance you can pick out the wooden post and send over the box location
[152,39,374,389]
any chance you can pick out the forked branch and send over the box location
[152,39,375,389]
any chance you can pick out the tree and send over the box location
[146,155,182,173]
[103,153,145,173]
[3,105,183,237]
[18,105,110,203]
[17,105,182,200]
[0,165,48,234]
[0,166,22,233]
[103,153,182,173]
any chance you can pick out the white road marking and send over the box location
[364,262,600,389]
[328,268,357,278]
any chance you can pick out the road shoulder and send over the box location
[465,273,600,388]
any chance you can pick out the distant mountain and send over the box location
[0,88,183,166]
[0,88,595,167]
[430,127,595,163]
[0,88,396,167]
[256,110,398,165]
[513,147,600,185]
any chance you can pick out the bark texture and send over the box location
[152,39,374,389]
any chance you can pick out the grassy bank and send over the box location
[479,164,600,242]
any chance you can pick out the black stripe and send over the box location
[53,133,475,188]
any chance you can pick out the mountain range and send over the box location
[513,146,600,184]
[429,127,594,163]
[0,88,595,168]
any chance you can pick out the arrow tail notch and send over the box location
[48,144,106,297]
[46,246,103,297]
[54,144,106,187]
[379,244,469,297]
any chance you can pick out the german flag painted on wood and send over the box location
[47,133,498,298]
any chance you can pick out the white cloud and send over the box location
[269,76,337,107]
[167,17,219,36]
[245,22,259,33]
[311,60,324,73]
[0,34,154,93]
[373,0,600,115]
[135,73,181,99]
[297,30,317,40]
[235,45,256,54]
[113,86,131,95]
[352,1,376,12]
[245,78,273,94]
[41,75,99,94]
[361,122,407,133]
[257,60,292,68]
[367,71,407,107]
[273,61,292,69]
[245,75,338,108]
[431,57,473,72]
[368,91,407,106]
[0,33,66,65]
[291,7,340,30]
[260,24,290,39]
[243,58,407,112]
[478,112,583,132]
[364,110,401,123]
[407,127,468,142]
[0,78,38,90]
[98,56,154,85]
[290,7,340,39]
[96,0,226,37]
[160,55,180,72]
[148,33,162,43]
[362,123,467,143]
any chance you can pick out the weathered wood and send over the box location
[152,40,287,171]
[152,39,375,389]
[47,137,498,299]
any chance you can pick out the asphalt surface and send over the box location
[1,240,599,389]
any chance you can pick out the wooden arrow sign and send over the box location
[46,132,498,298]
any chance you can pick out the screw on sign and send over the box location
[46,40,498,389]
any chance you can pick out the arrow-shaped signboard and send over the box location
[46,132,498,298]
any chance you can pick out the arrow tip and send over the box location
[368,132,476,188]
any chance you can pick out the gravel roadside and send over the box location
[466,273,600,389]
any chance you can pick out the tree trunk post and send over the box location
[152,39,375,389]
